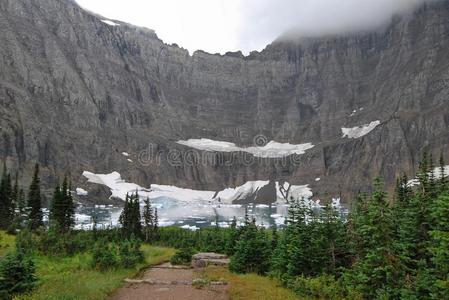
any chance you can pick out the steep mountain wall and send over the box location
[0,0,448,202]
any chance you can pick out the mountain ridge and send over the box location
[0,0,448,203]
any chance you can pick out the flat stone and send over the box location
[191,253,230,268]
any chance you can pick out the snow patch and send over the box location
[407,165,449,187]
[275,182,313,203]
[75,188,88,196]
[180,225,199,231]
[315,178,321,182]
[83,171,145,200]
[214,181,269,204]
[101,20,119,26]
[342,121,381,139]
[176,139,314,158]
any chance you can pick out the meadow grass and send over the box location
[16,245,174,300]
[203,266,302,300]
[0,232,175,300]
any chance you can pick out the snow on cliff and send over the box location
[342,120,381,139]
[176,139,314,158]
[82,171,314,204]
[101,20,120,26]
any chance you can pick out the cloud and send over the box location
[75,0,434,55]
[236,0,433,52]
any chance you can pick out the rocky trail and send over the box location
[109,263,229,300]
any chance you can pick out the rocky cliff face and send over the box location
[0,0,448,203]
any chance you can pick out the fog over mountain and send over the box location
[75,0,435,54]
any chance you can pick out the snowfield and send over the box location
[214,181,269,204]
[342,120,381,139]
[82,171,315,205]
[176,139,314,158]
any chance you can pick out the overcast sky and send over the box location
[75,0,431,55]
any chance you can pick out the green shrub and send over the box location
[170,247,195,266]
[287,275,348,299]
[15,229,35,255]
[0,249,36,299]
[91,239,119,271]
[37,229,91,256]
[118,237,144,268]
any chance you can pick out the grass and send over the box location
[0,231,16,256]
[0,231,175,300]
[203,266,302,300]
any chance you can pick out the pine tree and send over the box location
[142,197,154,242]
[49,183,64,230]
[429,192,449,298]
[132,191,142,238]
[62,177,75,231]
[346,177,402,299]
[17,189,26,215]
[11,173,19,209]
[271,224,278,251]
[225,217,238,256]
[0,164,14,230]
[320,204,349,274]
[153,207,159,237]
[119,192,142,239]
[27,164,43,230]
[439,152,447,191]
[229,220,271,275]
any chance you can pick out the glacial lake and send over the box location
[73,197,348,231]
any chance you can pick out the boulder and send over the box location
[191,253,230,268]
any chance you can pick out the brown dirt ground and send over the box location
[109,263,229,300]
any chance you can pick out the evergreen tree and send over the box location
[49,176,75,232]
[0,164,14,230]
[229,220,271,275]
[439,152,447,191]
[63,177,75,231]
[119,192,142,239]
[429,192,449,298]
[345,177,402,299]
[27,164,43,230]
[225,217,238,256]
[11,173,18,210]
[49,183,63,229]
[142,197,154,242]
[153,207,159,237]
[271,224,278,251]
[17,189,26,215]
[319,204,349,274]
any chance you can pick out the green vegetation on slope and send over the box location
[204,266,300,300]
[0,232,174,300]
[15,244,174,300]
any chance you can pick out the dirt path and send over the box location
[109,263,229,300]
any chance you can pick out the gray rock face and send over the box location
[0,0,448,203]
